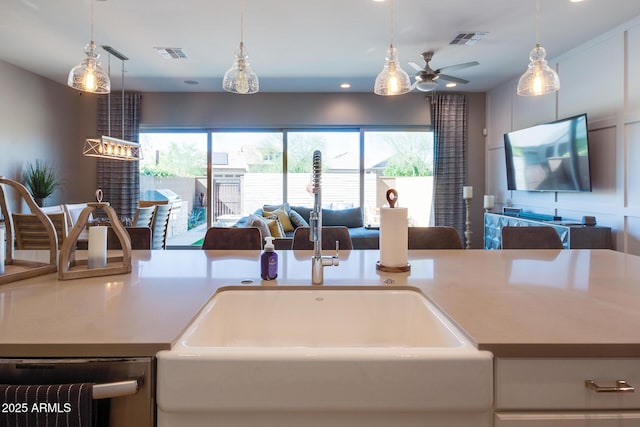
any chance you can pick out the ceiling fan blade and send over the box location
[408,62,423,72]
[436,61,479,73]
[437,74,469,84]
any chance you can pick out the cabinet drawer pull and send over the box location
[585,380,635,393]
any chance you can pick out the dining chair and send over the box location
[150,203,172,249]
[201,227,263,250]
[291,226,353,250]
[501,226,564,249]
[63,203,92,230]
[408,226,463,249]
[12,212,68,249]
[39,205,65,214]
[132,206,156,228]
[107,227,152,250]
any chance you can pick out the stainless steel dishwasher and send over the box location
[0,357,153,427]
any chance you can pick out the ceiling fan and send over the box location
[408,51,479,92]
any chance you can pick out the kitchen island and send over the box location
[1,248,640,358]
[3,249,640,426]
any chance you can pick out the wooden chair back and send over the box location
[12,212,67,250]
[501,226,564,249]
[408,226,463,249]
[291,226,353,250]
[201,227,263,250]
[107,227,152,250]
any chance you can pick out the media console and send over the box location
[484,212,612,250]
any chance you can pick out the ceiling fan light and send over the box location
[223,42,259,94]
[67,41,111,94]
[416,79,438,92]
[374,45,411,96]
[517,44,560,96]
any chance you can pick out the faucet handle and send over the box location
[334,240,340,259]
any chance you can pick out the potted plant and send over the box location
[23,160,59,207]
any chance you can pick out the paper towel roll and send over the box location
[379,207,408,267]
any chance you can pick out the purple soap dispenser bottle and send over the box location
[260,237,278,280]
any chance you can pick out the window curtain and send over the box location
[431,93,467,237]
[96,92,141,219]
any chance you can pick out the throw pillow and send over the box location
[247,214,271,240]
[263,202,290,213]
[262,207,294,232]
[290,205,312,223]
[289,209,309,228]
[264,215,285,238]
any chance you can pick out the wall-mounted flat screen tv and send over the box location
[504,113,592,192]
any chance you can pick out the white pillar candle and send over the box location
[88,226,107,269]
[463,186,473,199]
[0,228,5,275]
[483,195,495,210]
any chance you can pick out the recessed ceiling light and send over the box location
[445,82,457,88]
[569,0,585,2]
[340,83,351,89]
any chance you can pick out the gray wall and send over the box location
[485,15,640,253]
[141,92,432,128]
[0,59,97,211]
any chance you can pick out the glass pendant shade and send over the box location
[517,44,560,96]
[374,45,411,96]
[67,41,110,94]
[223,42,259,94]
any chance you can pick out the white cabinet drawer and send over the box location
[495,358,640,410]
[495,411,640,427]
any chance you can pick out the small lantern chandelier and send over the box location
[83,47,141,161]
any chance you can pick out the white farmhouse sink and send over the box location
[182,288,466,349]
[157,288,493,427]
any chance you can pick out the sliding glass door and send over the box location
[139,131,208,246]
[139,127,432,247]
[287,130,360,210]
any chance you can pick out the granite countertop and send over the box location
[1,249,640,358]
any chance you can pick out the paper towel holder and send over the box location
[376,260,411,273]
[376,188,411,273]
[386,188,398,208]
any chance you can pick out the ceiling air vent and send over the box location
[449,32,488,46]
[153,47,188,59]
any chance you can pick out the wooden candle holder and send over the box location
[58,202,132,280]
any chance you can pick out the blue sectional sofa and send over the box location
[234,204,379,249]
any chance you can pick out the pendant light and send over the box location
[83,47,141,161]
[517,0,560,96]
[374,0,411,96]
[223,0,259,94]
[67,0,110,94]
